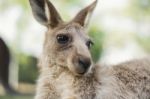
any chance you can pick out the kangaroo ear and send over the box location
[29,0,63,28]
[73,0,97,27]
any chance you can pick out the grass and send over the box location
[0,95,33,99]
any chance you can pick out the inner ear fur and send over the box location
[29,0,63,28]
[72,0,98,27]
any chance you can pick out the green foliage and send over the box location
[18,54,38,84]
[136,0,150,12]
[128,0,150,20]
[0,0,29,11]
[89,26,104,62]
[128,0,150,53]
[136,36,150,52]
[61,0,81,5]
[13,0,29,10]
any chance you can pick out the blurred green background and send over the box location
[0,0,150,99]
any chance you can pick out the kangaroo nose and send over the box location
[78,57,91,72]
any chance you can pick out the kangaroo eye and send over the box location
[86,40,94,48]
[57,34,70,44]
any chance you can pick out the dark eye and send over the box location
[56,34,70,44]
[86,40,94,49]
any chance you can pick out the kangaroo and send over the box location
[29,0,150,99]
[0,37,19,95]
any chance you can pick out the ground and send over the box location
[0,83,35,99]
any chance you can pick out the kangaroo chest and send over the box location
[49,72,96,99]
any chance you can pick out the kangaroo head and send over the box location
[29,0,97,76]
